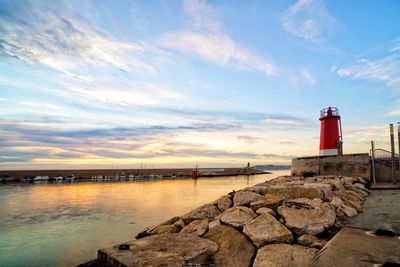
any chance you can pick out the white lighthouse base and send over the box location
[319,149,338,156]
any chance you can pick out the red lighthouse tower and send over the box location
[319,107,343,156]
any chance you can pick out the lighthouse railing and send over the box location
[320,107,340,118]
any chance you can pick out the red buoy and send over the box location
[319,107,343,156]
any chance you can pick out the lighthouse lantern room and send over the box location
[319,107,343,156]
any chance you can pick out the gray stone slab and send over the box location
[348,190,400,233]
[310,227,400,266]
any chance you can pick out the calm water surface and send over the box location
[0,171,289,267]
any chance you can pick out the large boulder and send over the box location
[204,225,256,267]
[181,219,209,236]
[217,196,232,212]
[233,190,262,206]
[278,198,336,235]
[98,233,218,266]
[243,213,293,247]
[250,193,286,211]
[253,244,318,267]
[330,196,357,217]
[181,203,221,224]
[219,206,257,228]
[266,185,324,200]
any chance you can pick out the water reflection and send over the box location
[0,171,289,267]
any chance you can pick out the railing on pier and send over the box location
[370,148,399,159]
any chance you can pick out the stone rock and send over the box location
[148,224,179,235]
[266,185,324,200]
[253,244,318,267]
[204,225,256,267]
[344,182,369,198]
[256,207,276,216]
[298,234,327,249]
[181,219,209,236]
[353,176,368,185]
[278,198,336,235]
[269,176,305,185]
[137,216,182,238]
[250,193,286,211]
[173,218,185,230]
[219,206,257,228]
[302,182,333,201]
[354,182,369,193]
[330,196,357,217]
[208,220,220,229]
[233,190,262,206]
[243,213,293,247]
[243,184,270,195]
[217,196,232,212]
[98,233,218,267]
[166,216,181,224]
[181,203,221,224]
[333,191,363,212]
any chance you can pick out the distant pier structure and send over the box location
[319,107,343,156]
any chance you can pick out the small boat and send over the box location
[189,165,200,178]
[33,176,49,181]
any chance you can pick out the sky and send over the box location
[0,0,399,170]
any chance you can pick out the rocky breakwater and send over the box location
[96,175,370,267]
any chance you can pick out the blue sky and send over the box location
[0,0,399,169]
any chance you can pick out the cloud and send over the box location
[237,135,260,144]
[0,1,155,74]
[264,116,308,127]
[0,121,238,164]
[300,68,316,85]
[159,0,278,76]
[63,82,184,108]
[182,0,221,32]
[161,31,277,75]
[335,53,400,87]
[389,103,400,116]
[282,0,335,41]
[261,153,297,160]
[278,139,297,145]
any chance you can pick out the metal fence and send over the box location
[370,148,399,159]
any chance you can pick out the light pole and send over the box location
[398,122,400,183]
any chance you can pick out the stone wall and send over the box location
[291,153,371,180]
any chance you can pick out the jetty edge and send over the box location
[79,173,399,267]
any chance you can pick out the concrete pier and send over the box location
[311,190,400,266]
